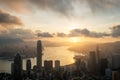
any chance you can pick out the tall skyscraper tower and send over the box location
[37,40,43,70]
[96,45,100,75]
[13,53,22,80]
[26,59,31,76]
[89,51,96,74]
[96,45,100,64]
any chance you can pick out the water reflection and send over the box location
[0,46,75,73]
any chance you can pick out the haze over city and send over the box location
[0,0,120,80]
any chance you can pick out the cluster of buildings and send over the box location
[0,40,120,80]
[87,46,120,80]
[10,40,61,80]
[58,45,120,80]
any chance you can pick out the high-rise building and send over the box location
[74,55,81,71]
[100,58,108,76]
[96,45,100,64]
[11,63,14,76]
[55,60,60,71]
[26,59,31,76]
[105,68,112,79]
[37,40,43,70]
[88,51,96,74]
[112,71,120,80]
[112,55,120,70]
[96,45,101,75]
[44,60,53,72]
[13,53,22,80]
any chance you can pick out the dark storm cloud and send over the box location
[68,28,109,38]
[110,25,120,37]
[0,10,23,26]
[37,32,53,37]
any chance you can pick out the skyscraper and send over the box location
[13,53,22,80]
[100,58,108,76]
[26,59,31,76]
[37,40,43,70]
[112,55,120,70]
[96,45,100,64]
[96,45,100,75]
[11,63,14,77]
[89,51,96,74]
[44,60,53,72]
[74,55,81,71]
[55,60,60,71]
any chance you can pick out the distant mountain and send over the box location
[68,41,120,58]
[0,37,23,45]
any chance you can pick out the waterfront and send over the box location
[0,46,75,73]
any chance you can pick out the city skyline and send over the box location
[0,0,120,67]
[1,40,119,80]
[0,1,120,80]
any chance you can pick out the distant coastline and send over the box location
[0,56,35,61]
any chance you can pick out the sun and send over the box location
[70,37,79,43]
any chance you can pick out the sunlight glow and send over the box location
[70,37,79,43]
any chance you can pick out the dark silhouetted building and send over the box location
[96,45,100,65]
[112,55,120,70]
[26,59,31,76]
[105,68,112,79]
[89,51,96,74]
[13,53,22,80]
[44,60,53,72]
[55,60,60,71]
[11,63,14,76]
[112,71,120,80]
[37,40,43,71]
[74,55,81,71]
[100,58,108,76]
[96,45,101,75]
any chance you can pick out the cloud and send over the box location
[110,25,120,37]
[0,0,30,13]
[86,0,120,13]
[0,28,35,39]
[0,28,35,45]
[0,0,120,16]
[54,28,109,38]
[56,32,67,37]
[0,0,74,16]
[69,28,109,38]
[29,0,120,15]
[0,9,23,28]
[37,32,53,37]
[29,0,74,16]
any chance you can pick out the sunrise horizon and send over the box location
[0,0,120,80]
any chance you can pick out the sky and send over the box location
[0,0,120,44]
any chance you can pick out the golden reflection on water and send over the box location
[0,46,75,73]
